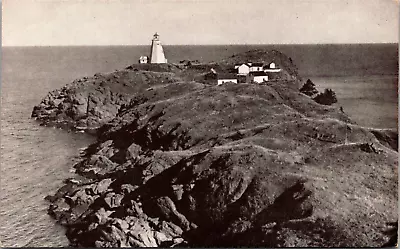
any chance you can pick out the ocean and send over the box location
[0,44,398,247]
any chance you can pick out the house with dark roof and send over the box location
[232,61,282,78]
[248,71,269,83]
[249,63,264,72]
[263,62,282,72]
[217,73,238,85]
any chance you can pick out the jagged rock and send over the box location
[120,184,138,194]
[156,196,191,231]
[127,236,146,247]
[113,218,130,233]
[154,231,171,245]
[88,155,116,169]
[171,184,184,200]
[108,225,127,246]
[160,221,184,238]
[138,232,158,247]
[96,140,115,158]
[95,208,114,225]
[45,182,79,203]
[94,240,106,247]
[47,198,70,221]
[104,193,124,209]
[32,70,181,131]
[126,143,142,159]
[127,219,158,247]
[88,222,99,231]
[172,237,185,246]
[68,189,94,206]
[41,50,397,247]
[127,200,144,217]
[91,178,113,195]
[359,142,382,154]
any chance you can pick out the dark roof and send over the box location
[235,63,251,67]
[263,62,279,69]
[218,73,237,79]
[251,63,264,67]
[249,71,267,76]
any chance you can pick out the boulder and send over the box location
[91,178,113,195]
[154,231,171,245]
[120,184,138,194]
[104,193,124,209]
[113,218,130,233]
[41,51,397,247]
[68,189,94,206]
[126,143,142,159]
[156,196,191,231]
[95,208,114,224]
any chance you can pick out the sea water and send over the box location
[0,44,397,246]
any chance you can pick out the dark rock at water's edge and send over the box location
[34,50,398,247]
[31,67,181,133]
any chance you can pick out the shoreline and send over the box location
[31,49,398,247]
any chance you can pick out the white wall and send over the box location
[253,76,269,83]
[264,68,281,73]
[249,66,263,72]
[139,56,148,64]
[150,40,167,64]
[218,79,238,85]
[238,65,250,75]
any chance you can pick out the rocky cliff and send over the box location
[34,50,398,247]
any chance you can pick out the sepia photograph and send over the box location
[1,0,399,247]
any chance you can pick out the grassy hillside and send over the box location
[34,49,398,247]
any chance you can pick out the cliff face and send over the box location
[35,50,398,247]
[31,68,181,131]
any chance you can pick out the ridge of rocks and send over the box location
[34,50,398,247]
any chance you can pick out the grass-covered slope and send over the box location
[34,50,398,247]
[31,68,182,131]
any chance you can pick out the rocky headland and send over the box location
[32,49,398,247]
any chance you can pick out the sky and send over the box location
[2,0,399,46]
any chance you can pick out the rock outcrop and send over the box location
[32,69,181,132]
[36,50,398,247]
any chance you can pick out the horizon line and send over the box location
[2,42,399,47]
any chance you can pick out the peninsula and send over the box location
[32,47,398,247]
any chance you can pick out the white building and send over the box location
[217,73,238,85]
[149,33,168,64]
[139,56,148,64]
[235,63,250,75]
[264,62,282,73]
[254,75,269,83]
[249,71,269,83]
[249,63,264,72]
[218,79,238,85]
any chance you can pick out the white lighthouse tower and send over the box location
[149,33,167,64]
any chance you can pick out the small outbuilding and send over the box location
[249,71,269,83]
[139,56,149,64]
[217,73,238,85]
[204,69,218,80]
[263,62,282,72]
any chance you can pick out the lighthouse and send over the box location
[149,33,167,64]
